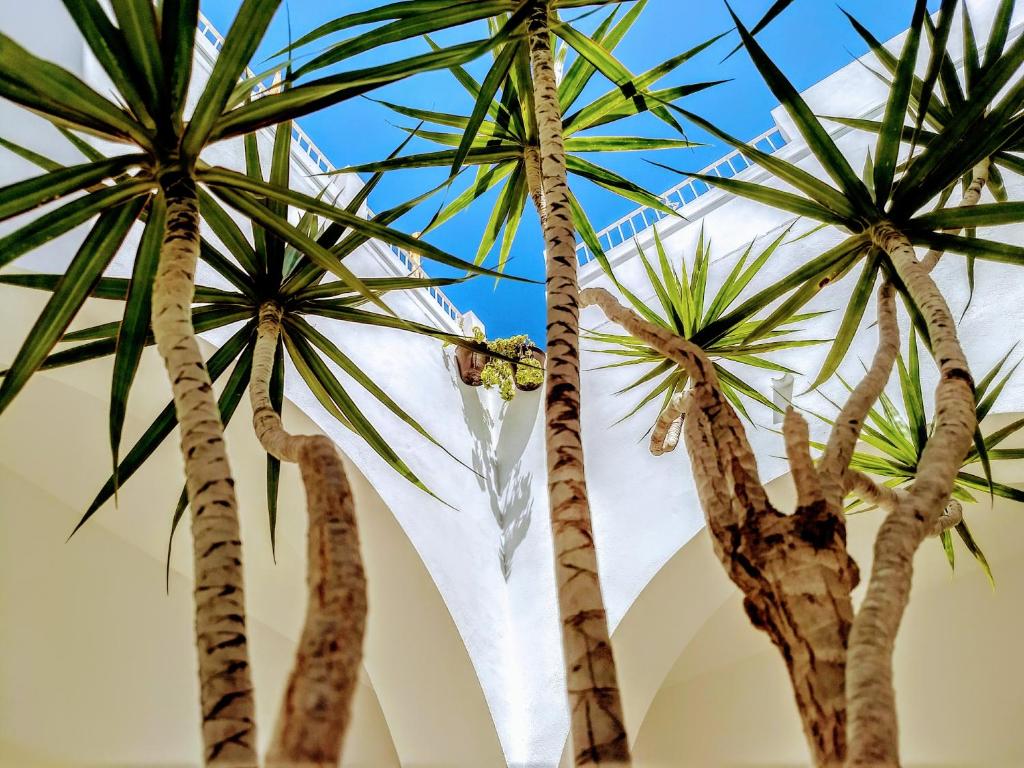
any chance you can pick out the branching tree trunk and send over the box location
[153,173,258,767]
[920,158,990,272]
[845,224,976,767]
[526,2,630,763]
[582,287,857,766]
[250,303,367,768]
[583,210,978,768]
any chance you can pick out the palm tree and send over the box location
[292,3,791,762]
[0,123,504,763]
[0,3,511,763]
[825,0,1021,302]
[584,0,1024,763]
[586,225,826,451]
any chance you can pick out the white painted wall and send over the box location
[2,1,1024,766]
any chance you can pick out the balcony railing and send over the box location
[195,13,462,327]
[576,126,789,266]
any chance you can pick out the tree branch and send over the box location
[846,224,977,767]
[252,303,367,768]
[844,469,904,513]
[819,281,899,509]
[920,158,990,273]
[583,287,857,766]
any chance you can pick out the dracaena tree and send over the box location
[289,3,753,761]
[585,224,827,452]
[821,0,1022,308]
[0,2,507,764]
[582,1,1024,765]
[0,121,505,764]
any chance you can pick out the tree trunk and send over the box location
[526,3,630,764]
[153,172,257,767]
[251,302,367,768]
[582,287,856,766]
[920,158,990,272]
[525,146,548,228]
[845,224,977,766]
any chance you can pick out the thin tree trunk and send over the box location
[845,224,977,767]
[581,287,858,767]
[251,302,367,768]
[526,3,630,764]
[920,158,990,272]
[153,173,257,767]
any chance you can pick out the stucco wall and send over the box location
[2,1,1024,767]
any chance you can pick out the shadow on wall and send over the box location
[444,347,540,581]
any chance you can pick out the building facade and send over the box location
[2,1,1024,766]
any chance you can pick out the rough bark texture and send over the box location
[153,173,257,767]
[525,146,548,228]
[527,3,630,763]
[251,303,367,768]
[845,224,977,767]
[582,288,857,767]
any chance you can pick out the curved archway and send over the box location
[0,289,504,766]
[614,426,1024,766]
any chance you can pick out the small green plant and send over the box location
[811,333,1024,584]
[472,328,544,401]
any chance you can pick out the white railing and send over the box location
[576,126,789,266]
[195,13,462,327]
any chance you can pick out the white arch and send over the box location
[0,288,505,766]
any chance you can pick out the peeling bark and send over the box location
[527,2,630,763]
[251,304,367,768]
[582,288,857,766]
[650,392,684,456]
[153,173,257,767]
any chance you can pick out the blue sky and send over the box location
[201,0,939,344]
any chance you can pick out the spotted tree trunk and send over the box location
[153,173,257,767]
[250,302,367,768]
[526,2,630,764]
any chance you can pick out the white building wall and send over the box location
[2,1,1024,766]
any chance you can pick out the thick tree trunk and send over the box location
[251,303,367,768]
[526,3,630,764]
[845,225,976,767]
[581,287,858,767]
[525,146,548,228]
[153,173,257,767]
